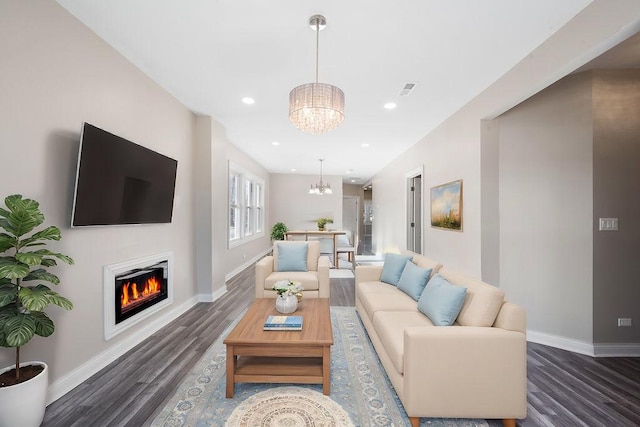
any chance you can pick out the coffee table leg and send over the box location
[226,345,235,398]
[322,346,331,395]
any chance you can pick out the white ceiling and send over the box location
[56,0,593,184]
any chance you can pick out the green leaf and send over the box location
[40,258,57,267]
[19,285,51,311]
[0,257,30,280]
[3,313,36,347]
[31,311,54,337]
[5,210,43,238]
[20,249,73,266]
[23,268,59,285]
[0,283,17,307]
[20,226,62,247]
[16,251,44,267]
[46,291,73,310]
[0,233,17,252]
[0,207,10,219]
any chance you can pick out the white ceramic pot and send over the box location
[276,294,298,314]
[0,361,48,427]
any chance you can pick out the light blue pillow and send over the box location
[276,242,308,272]
[380,253,413,286]
[417,274,467,326]
[397,261,432,301]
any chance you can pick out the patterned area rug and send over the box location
[226,386,354,426]
[151,306,488,427]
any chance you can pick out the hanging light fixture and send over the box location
[309,159,333,195]
[289,15,345,134]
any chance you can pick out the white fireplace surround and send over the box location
[104,251,174,341]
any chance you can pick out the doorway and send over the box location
[342,195,359,252]
[406,167,423,254]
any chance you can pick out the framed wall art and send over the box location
[430,179,463,231]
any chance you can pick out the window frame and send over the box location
[228,162,265,248]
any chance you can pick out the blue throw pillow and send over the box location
[380,253,413,286]
[276,242,308,272]
[397,261,432,301]
[417,274,467,326]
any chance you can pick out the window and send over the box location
[229,163,264,247]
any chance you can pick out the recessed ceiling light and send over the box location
[242,97,255,105]
[346,169,353,174]
[361,143,370,148]
[350,179,356,183]
[291,168,296,172]
[384,102,397,110]
[272,141,280,146]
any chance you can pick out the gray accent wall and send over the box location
[592,70,640,344]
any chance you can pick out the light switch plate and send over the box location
[599,218,618,231]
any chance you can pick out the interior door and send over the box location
[407,175,422,253]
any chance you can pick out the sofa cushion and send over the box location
[397,261,432,301]
[373,311,434,374]
[359,289,417,323]
[402,251,442,279]
[273,241,320,272]
[276,242,308,271]
[380,253,413,285]
[265,271,319,291]
[417,274,467,326]
[356,281,399,303]
[438,267,505,327]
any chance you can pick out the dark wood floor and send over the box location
[43,268,640,427]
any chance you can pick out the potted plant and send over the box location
[270,222,288,241]
[0,195,74,427]
[316,218,333,231]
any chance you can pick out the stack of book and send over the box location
[263,315,303,331]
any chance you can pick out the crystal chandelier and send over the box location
[309,159,333,195]
[289,15,345,134]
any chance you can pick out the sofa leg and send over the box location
[409,417,420,427]
[502,419,516,427]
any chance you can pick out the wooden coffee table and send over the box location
[224,298,333,398]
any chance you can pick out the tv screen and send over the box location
[71,123,178,227]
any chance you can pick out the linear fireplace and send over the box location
[104,252,173,340]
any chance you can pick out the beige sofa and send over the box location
[355,252,527,427]
[255,240,330,298]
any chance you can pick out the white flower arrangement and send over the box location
[272,280,304,297]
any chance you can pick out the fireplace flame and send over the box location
[120,277,162,310]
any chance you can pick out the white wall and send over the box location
[270,173,343,232]
[497,73,594,343]
[0,0,196,392]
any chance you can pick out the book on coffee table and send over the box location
[263,315,303,330]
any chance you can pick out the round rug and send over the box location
[226,386,355,427]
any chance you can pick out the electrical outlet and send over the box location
[618,318,632,327]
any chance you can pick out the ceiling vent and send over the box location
[399,82,417,97]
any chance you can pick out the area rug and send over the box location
[226,386,354,426]
[151,306,488,427]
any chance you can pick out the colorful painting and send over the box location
[430,180,463,231]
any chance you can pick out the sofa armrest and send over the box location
[317,255,330,298]
[493,301,526,334]
[355,265,383,285]
[403,326,527,419]
[255,255,274,298]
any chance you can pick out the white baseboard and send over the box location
[593,343,640,357]
[527,330,640,357]
[527,330,595,356]
[197,285,227,303]
[224,248,270,282]
[48,294,201,405]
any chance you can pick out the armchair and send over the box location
[255,240,330,298]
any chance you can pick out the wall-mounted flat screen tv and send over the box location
[71,123,178,227]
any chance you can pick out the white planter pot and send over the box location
[275,294,298,314]
[0,361,48,427]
